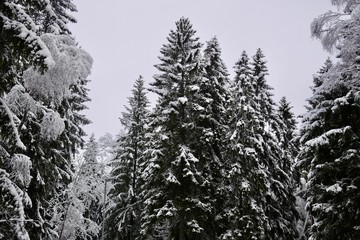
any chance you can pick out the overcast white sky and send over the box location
[70,0,334,138]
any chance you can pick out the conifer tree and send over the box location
[0,2,82,239]
[55,134,103,240]
[225,49,298,239]
[250,49,299,240]
[197,36,231,237]
[0,33,92,239]
[223,50,268,239]
[108,76,150,240]
[298,1,360,238]
[17,34,93,239]
[277,97,298,177]
[141,17,218,239]
[296,59,333,239]
[299,58,360,240]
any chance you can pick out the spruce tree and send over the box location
[299,58,360,239]
[250,49,299,240]
[299,1,360,238]
[277,97,298,177]
[198,36,231,237]
[140,17,216,239]
[108,76,150,240]
[223,50,268,239]
[17,34,93,239]
[296,59,333,239]
[225,49,298,239]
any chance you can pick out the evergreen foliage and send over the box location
[223,49,299,240]
[278,96,298,166]
[196,36,231,238]
[296,59,333,240]
[298,1,360,239]
[108,76,150,240]
[223,50,268,239]
[251,49,298,240]
[6,2,358,239]
[0,1,92,239]
[141,17,218,239]
[55,134,103,240]
[20,34,92,239]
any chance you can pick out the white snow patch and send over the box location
[165,172,180,185]
[326,183,342,193]
[178,97,188,104]
[40,111,65,141]
[190,85,200,91]
[305,126,351,147]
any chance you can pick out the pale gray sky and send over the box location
[70,0,333,138]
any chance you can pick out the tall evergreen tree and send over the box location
[223,50,268,239]
[277,96,298,177]
[296,59,333,239]
[299,1,360,238]
[250,49,299,240]
[108,76,150,240]
[17,34,93,239]
[0,1,82,239]
[197,36,231,237]
[140,17,217,239]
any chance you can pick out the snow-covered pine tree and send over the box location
[277,97,304,239]
[298,1,360,238]
[107,76,150,240]
[140,17,217,239]
[18,34,92,239]
[296,59,333,239]
[296,58,333,177]
[79,134,104,229]
[54,134,103,240]
[277,97,298,178]
[251,49,298,239]
[223,50,269,239]
[196,36,231,237]
[0,1,78,239]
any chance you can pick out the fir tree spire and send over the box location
[108,76,149,240]
[141,17,216,239]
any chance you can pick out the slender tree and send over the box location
[54,134,103,240]
[277,97,298,177]
[223,50,268,239]
[296,59,333,239]
[108,76,150,240]
[197,36,231,238]
[251,49,299,240]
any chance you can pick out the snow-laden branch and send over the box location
[0,98,26,150]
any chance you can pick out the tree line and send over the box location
[106,17,298,240]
